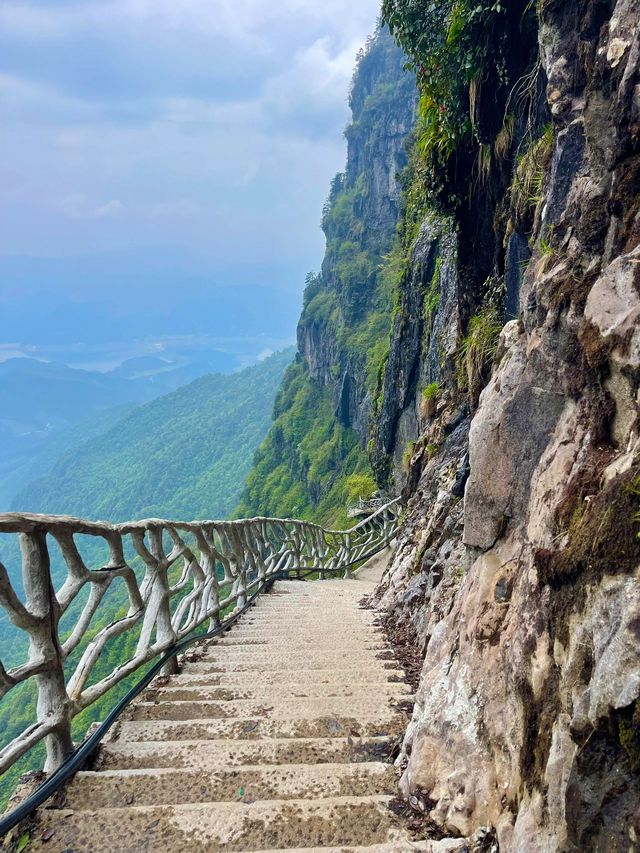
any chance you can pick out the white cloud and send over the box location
[157,33,361,141]
[0,346,28,362]
[56,129,87,148]
[0,74,102,129]
[0,3,69,37]
[1,0,378,48]
[0,0,383,268]
[116,0,377,47]
[236,163,260,188]
[56,192,87,218]
[263,36,363,122]
[92,199,124,218]
[54,193,124,219]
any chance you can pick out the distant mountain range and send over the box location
[0,355,225,507]
[12,348,294,522]
[108,355,210,381]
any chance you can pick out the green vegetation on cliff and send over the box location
[382,0,539,209]
[237,29,415,523]
[236,359,375,528]
[314,34,415,397]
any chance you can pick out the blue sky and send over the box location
[0,0,381,367]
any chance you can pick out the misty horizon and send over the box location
[1,0,380,372]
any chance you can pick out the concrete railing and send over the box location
[0,500,401,778]
[347,497,389,518]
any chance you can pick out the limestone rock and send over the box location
[375,0,640,849]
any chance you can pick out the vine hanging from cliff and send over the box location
[382,0,541,210]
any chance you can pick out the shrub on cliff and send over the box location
[382,0,539,209]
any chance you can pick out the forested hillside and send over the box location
[0,403,135,509]
[15,349,293,522]
[236,29,415,526]
[0,359,162,509]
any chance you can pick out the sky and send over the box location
[0,0,381,367]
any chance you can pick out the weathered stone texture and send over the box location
[375,1,640,849]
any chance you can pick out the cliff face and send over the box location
[374,1,640,850]
[297,28,415,440]
[236,28,415,524]
[371,213,460,489]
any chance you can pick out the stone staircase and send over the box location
[24,554,420,851]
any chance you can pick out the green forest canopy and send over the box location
[13,348,294,523]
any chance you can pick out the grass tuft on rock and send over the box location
[456,307,503,404]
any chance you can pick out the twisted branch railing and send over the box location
[0,500,400,780]
[347,496,388,518]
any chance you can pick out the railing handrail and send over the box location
[0,497,402,822]
[0,573,272,837]
[0,497,401,535]
[0,521,402,838]
[346,496,390,518]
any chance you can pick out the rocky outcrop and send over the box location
[297,28,415,444]
[236,29,416,522]
[372,215,459,488]
[374,1,640,850]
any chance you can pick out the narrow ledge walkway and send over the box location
[25,551,421,852]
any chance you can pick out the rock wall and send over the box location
[374,1,640,849]
[372,213,460,489]
[236,28,416,523]
[297,28,415,443]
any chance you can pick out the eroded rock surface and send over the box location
[374,1,640,849]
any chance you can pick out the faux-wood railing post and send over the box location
[343,532,354,579]
[152,529,180,676]
[21,529,73,772]
[228,527,247,608]
[197,530,221,632]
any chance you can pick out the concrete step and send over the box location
[235,604,376,608]
[31,796,410,852]
[255,608,372,616]
[222,614,379,625]
[95,737,396,771]
[190,646,397,672]
[115,714,405,742]
[201,645,390,657]
[210,637,388,649]
[249,846,422,852]
[248,600,370,606]
[229,592,369,598]
[223,617,379,624]
[169,667,407,686]
[64,763,396,808]
[199,646,388,658]
[143,682,412,703]
[126,696,406,722]
[214,625,382,637]
[233,612,376,621]
[184,655,397,673]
